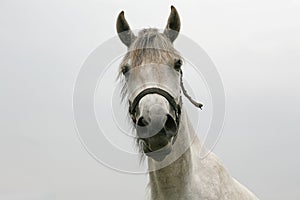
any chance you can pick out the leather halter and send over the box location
[128,87,182,125]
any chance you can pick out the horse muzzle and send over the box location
[136,104,179,161]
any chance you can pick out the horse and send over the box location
[116,6,259,200]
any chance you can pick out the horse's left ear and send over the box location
[164,6,181,43]
[116,11,136,47]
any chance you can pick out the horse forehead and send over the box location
[127,64,180,101]
[129,64,178,84]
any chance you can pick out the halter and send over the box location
[128,70,203,126]
[129,87,182,126]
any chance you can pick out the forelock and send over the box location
[119,28,181,69]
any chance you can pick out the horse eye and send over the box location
[174,59,182,71]
[122,65,130,75]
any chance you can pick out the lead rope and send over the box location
[180,70,203,110]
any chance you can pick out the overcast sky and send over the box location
[1,0,300,199]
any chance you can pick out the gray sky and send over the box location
[1,0,300,199]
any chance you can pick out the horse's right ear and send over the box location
[116,11,136,47]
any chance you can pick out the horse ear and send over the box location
[116,11,136,47]
[164,6,181,43]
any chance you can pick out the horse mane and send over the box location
[119,28,181,71]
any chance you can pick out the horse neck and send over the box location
[147,108,203,199]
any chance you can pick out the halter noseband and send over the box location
[128,87,182,125]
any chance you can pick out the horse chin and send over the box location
[138,123,178,161]
[143,140,173,161]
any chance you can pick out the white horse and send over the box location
[116,6,259,200]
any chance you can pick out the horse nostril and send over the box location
[164,114,177,136]
[137,117,149,127]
